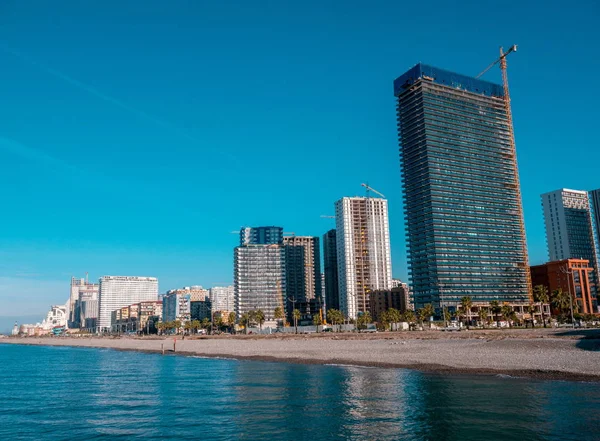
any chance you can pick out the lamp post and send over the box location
[560,265,576,329]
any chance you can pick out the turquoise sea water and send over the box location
[0,344,599,440]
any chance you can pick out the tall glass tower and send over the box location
[394,63,530,310]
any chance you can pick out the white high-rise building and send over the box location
[210,286,234,312]
[97,276,158,332]
[335,196,392,319]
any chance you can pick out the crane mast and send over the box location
[478,45,532,301]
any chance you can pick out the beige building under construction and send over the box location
[335,196,392,319]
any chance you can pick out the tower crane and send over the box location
[361,183,385,199]
[476,45,533,300]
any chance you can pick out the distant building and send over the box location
[323,229,339,312]
[542,189,599,302]
[335,197,392,319]
[40,304,68,331]
[163,290,192,323]
[369,287,409,321]
[530,259,598,314]
[78,286,99,332]
[97,276,158,332]
[392,278,413,311]
[68,276,99,328]
[191,299,212,322]
[234,227,286,321]
[283,236,321,322]
[394,63,531,310]
[139,301,162,333]
[210,286,234,311]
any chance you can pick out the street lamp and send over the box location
[560,265,576,329]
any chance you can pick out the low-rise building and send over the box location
[191,299,212,322]
[369,287,409,321]
[163,290,192,323]
[531,258,598,314]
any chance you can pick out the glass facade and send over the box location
[394,63,530,310]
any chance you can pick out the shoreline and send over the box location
[3,330,600,382]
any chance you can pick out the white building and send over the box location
[335,196,392,319]
[97,276,158,332]
[210,286,234,312]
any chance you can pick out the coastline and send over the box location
[3,330,600,382]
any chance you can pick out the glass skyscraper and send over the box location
[394,63,530,310]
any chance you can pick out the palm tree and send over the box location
[228,312,236,333]
[403,310,416,328]
[183,321,192,335]
[442,306,452,327]
[191,320,200,335]
[388,308,402,331]
[533,284,549,328]
[173,320,182,335]
[327,309,343,332]
[423,304,435,329]
[552,288,571,321]
[273,306,285,328]
[312,314,322,332]
[356,312,372,331]
[157,322,165,335]
[478,308,488,328]
[501,303,513,328]
[215,317,224,332]
[240,312,250,334]
[292,309,301,334]
[254,310,265,332]
[460,296,473,330]
[490,300,501,328]
[201,318,211,333]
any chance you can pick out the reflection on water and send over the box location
[0,344,599,440]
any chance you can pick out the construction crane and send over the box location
[476,45,533,301]
[361,183,385,199]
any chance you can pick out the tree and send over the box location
[443,307,452,326]
[201,318,211,333]
[422,304,435,329]
[356,312,372,331]
[173,320,182,335]
[292,309,301,334]
[157,322,165,335]
[460,296,473,330]
[254,310,265,332]
[191,320,201,335]
[240,312,250,334]
[327,309,343,332]
[387,308,402,331]
[402,310,416,327]
[377,311,390,331]
[228,312,237,333]
[312,314,322,332]
[478,308,488,328]
[501,303,514,328]
[417,308,427,329]
[215,316,224,332]
[552,288,572,322]
[533,284,549,328]
[274,306,285,327]
[183,321,192,335]
[490,300,501,328]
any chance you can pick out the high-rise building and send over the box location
[394,63,530,310]
[234,227,286,321]
[97,276,158,332]
[78,286,99,331]
[590,189,600,257]
[162,291,192,323]
[240,226,283,246]
[210,286,235,312]
[542,189,599,303]
[323,229,340,312]
[68,276,99,328]
[283,236,321,301]
[335,197,392,319]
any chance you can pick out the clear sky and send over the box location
[1,0,598,327]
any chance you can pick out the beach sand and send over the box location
[3,329,600,381]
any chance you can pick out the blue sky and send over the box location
[0,0,598,327]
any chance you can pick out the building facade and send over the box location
[369,287,409,321]
[97,276,158,332]
[531,259,597,315]
[68,276,99,328]
[162,291,192,323]
[78,287,99,332]
[335,197,392,319]
[191,300,212,322]
[394,63,531,310]
[323,229,340,312]
[234,227,286,321]
[283,236,322,321]
[209,286,235,312]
